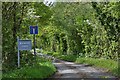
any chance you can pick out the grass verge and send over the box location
[76,57,119,77]
[2,56,56,79]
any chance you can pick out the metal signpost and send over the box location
[17,26,38,68]
[30,26,38,55]
[17,37,32,68]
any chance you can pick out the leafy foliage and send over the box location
[2,2,119,77]
[38,2,119,60]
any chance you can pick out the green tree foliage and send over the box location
[2,2,33,71]
[2,2,29,71]
[91,2,119,59]
[39,2,119,60]
[2,2,119,72]
[2,2,54,72]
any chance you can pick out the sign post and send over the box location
[30,26,38,55]
[33,31,36,55]
[17,37,32,68]
[17,37,20,68]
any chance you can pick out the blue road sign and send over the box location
[30,26,38,34]
[17,37,32,67]
[18,40,32,50]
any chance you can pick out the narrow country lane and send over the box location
[37,53,118,79]
[2,2,119,79]
[50,59,117,79]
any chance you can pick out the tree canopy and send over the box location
[2,2,119,72]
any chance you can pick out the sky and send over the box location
[43,0,56,7]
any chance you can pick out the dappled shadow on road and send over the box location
[48,59,118,79]
[36,53,119,79]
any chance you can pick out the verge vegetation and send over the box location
[2,56,56,79]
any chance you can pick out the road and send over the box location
[51,59,117,79]
[37,52,117,79]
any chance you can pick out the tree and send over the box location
[2,2,32,71]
